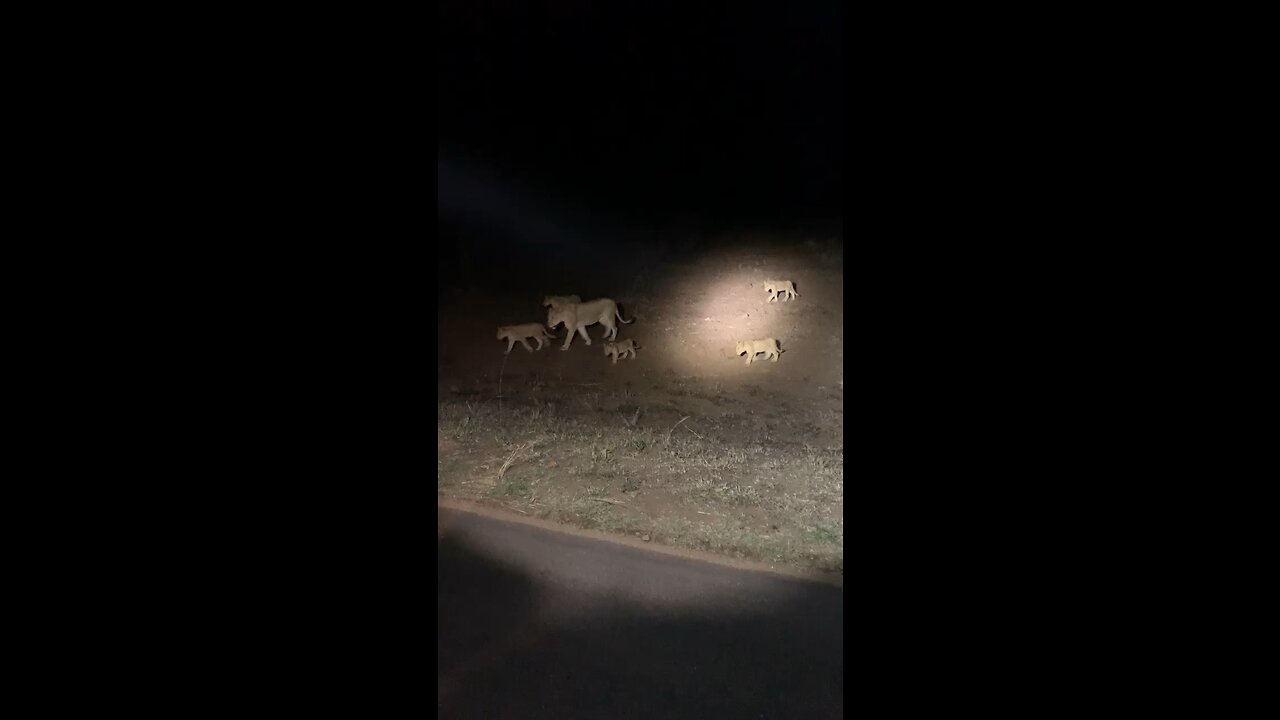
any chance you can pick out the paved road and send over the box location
[438,505,843,720]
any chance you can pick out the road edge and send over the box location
[438,496,844,589]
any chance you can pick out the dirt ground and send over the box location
[437,234,843,574]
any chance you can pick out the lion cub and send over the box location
[542,294,582,308]
[496,323,557,353]
[603,338,639,364]
[735,338,781,365]
[763,279,799,302]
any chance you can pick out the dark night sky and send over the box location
[437,0,843,234]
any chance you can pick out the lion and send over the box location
[546,298,633,350]
[763,279,799,302]
[735,338,782,365]
[603,339,639,364]
[496,323,557,353]
[542,294,582,308]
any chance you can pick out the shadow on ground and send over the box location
[438,526,843,720]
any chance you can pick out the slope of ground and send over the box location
[437,234,843,574]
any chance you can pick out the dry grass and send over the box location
[437,235,843,573]
[497,441,531,479]
[437,394,844,573]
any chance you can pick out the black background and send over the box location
[437,0,841,232]
[86,5,1136,709]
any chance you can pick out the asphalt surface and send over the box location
[438,505,844,720]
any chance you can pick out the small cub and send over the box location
[735,338,781,365]
[496,323,557,353]
[603,339,639,364]
[763,279,799,302]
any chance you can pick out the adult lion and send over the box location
[546,298,633,350]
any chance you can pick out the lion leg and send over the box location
[577,326,592,345]
[533,337,545,350]
[519,338,533,352]
[505,339,515,354]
